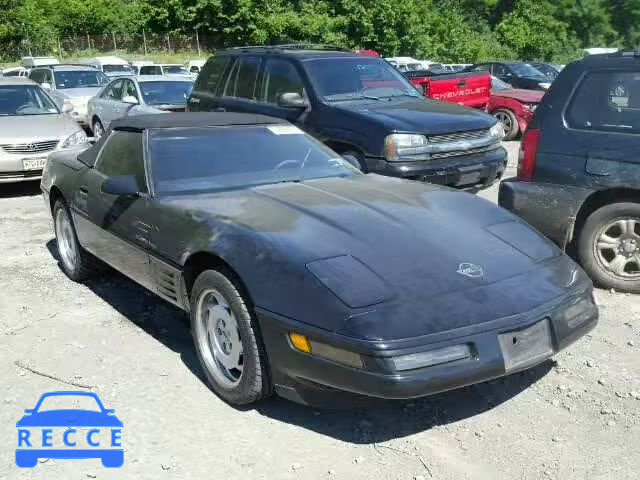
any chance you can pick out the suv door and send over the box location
[73,130,153,289]
[216,56,263,113]
[187,56,233,112]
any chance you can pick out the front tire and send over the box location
[341,150,367,172]
[190,268,270,405]
[92,119,105,139]
[493,109,519,141]
[578,202,640,293]
[53,199,97,281]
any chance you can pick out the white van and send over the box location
[187,60,206,75]
[384,57,424,72]
[82,56,134,77]
[21,57,60,69]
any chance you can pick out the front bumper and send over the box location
[373,146,507,189]
[257,287,597,405]
[499,179,593,247]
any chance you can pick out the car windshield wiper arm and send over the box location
[328,94,383,102]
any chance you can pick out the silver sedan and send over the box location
[87,75,194,138]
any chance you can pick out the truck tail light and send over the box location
[517,128,540,182]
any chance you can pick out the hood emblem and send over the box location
[26,143,37,151]
[457,263,484,278]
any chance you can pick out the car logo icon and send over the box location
[26,143,36,151]
[457,263,484,278]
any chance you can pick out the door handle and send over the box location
[79,186,88,194]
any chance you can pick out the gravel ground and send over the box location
[0,141,638,480]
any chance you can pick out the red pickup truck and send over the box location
[403,70,491,110]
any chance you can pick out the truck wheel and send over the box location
[578,202,640,293]
[190,268,271,405]
[341,151,367,172]
[53,199,99,281]
[493,109,519,141]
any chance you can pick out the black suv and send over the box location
[499,51,640,293]
[187,45,507,189]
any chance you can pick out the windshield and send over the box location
[149,125,360,195]
[304,57,421,101]
[0,85,59,116]
[36,395,102,412]
[407,63,423,71]
[163,65,187,74]
[103,64,134,74]
[491,76,512,91]
[139,81,193,105]
[509,63,544,77]
[55,70,109,89]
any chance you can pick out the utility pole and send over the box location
[86,32,91,50]
[143,29,147,56]
[166,33,171,52]
[196,28,201,57]
[112,31,117,54]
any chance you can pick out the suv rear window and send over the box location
[566,71,640,133]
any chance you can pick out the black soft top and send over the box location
[78,112,287,167]
[110,112,287,131]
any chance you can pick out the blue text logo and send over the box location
[15,391,123,468]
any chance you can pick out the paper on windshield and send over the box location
[267,125,303,135]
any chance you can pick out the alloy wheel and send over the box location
[55,207,78,273]
[594,217,640,279]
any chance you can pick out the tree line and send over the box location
[1,0,639,62]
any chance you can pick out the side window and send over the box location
[223,57,261,99]
[29,70,43,83]
[43,70,53,84]
[493,64,508,76]
[122,80,138,100]
[141,65,161,75]
[471,64,489,73]
[194,57,231,94]
[262,59,305,104]
[102,80,124,100]
[95,131,147,192]
[566,71,640,134]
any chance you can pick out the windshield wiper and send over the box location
[329,94,383,102]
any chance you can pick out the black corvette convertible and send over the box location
[41,113,598,406]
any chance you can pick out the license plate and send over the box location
[22,157,47,170]
[498,319,553,372]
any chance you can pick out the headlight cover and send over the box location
[538,82,551,90]
[61,130,88,149]
[489,121,504,140]
[390,344,472,371]
[384,133,429,161]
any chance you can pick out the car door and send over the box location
[187,56,233,112]
[95,79,125,128]
[120,79,142,117]
[249,58,309,124]
[72,130,153,289]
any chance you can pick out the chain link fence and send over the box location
[16,31,220,60]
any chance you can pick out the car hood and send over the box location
[491,89,544,103]
[57,87,103,99]
[0,114,79,143]
[16,410,122,427]
[165,175,585,339]
[332,98,496,134]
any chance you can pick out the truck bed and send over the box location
[404,70,491,109]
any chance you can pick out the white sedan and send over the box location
[87,75,194,138]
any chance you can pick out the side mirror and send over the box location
[61,102,73,113]
[41,82,51,90]
[101,175,140,196]
[104,408,115,414]
[122,95,138,105]
[24,409,34,414]
[277,92,308,109]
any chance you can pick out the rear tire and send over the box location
[578,202,640,293]
[493,109,519,141]
[190,268,270,405]
[53,199,98,282]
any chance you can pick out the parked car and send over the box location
[130,60,154,75]
[28,65,109,125]
[188,45,507,189]
[41,112,598,406]
[488,76,544,140]
[499,51,640,293]
[0,77,86,183]
[403,69,491,110]
[88,75,194,137]
[139,64,188,76]
[82,56,135,77]
[2,67,28,78]
[385,57,424,72]
[467,62,551,91]
[528,62,562,80]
